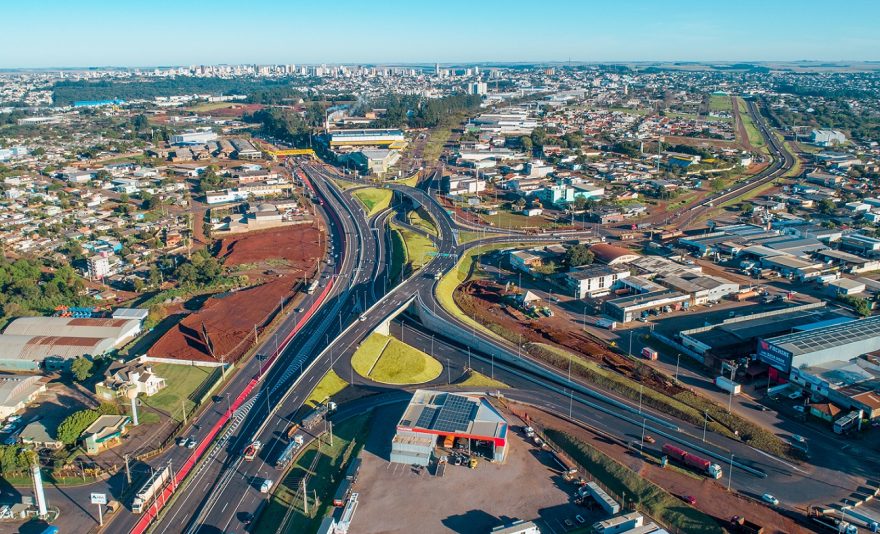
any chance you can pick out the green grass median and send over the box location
[352,187,392,216]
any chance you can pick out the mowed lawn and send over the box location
[708,94,733,112]
[303,370,348,408]
[479,210,557,229]
[350,333,442,385]
[142,363,219,420]
[352,187,392,216]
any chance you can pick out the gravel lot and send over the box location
[352,404,597,534]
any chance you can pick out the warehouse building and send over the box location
[3,317,141,346]
[390,390,508,467]
[329,129,406,149]
[604,289,690,323]
[0,335,118,372]
[758,315,880,374]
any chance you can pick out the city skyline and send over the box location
[2,0,879,68]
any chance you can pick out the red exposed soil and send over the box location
[513,404,809,534]
[147,225,323,363]
[200,103,264,118]
[147,277,296,363]
[455,280,682,396]
[218,224,323,267]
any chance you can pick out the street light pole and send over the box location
[727,363,738,413]
[702,411,708,442]
[675,353,681,382]
[727,453,734,491]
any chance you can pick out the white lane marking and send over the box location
[749,446,807,473]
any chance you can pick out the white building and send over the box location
[468,82,488,96]
[564,264,630,299]
[171,130,218,145]
[0,375,46,419]
[810,129,846,147]
[88,254,112,279]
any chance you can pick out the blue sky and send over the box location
[3,0,879,68]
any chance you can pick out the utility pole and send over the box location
[181,399,187,425]
[123,454,131,485]
[727,453,734,491]
[675,353,681,382]
[447,359,451,385]
[302,478,309,515]
[702,412,708,442]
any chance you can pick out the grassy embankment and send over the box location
[351,333,442,385]
[352,187,392,216]
[546,430,724,534]
[389,221,436,281]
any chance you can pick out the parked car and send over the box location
[575,515,586,524]
[682,495,697,505]
[176,437,187,447]
[644,435,656,444]
[761,493,779,506]
[793,405,805,413]
[186,437,197,449]
[787,391,802,400]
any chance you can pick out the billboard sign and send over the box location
[90,493,107,505]
[756,339,792,373]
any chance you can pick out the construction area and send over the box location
[147,224,323,364]
[455,280,684,398]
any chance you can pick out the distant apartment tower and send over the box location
[469,82,488,96]
[88,254,111,280]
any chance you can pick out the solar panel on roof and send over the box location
[414,407,438,429]
[431,395,475,433]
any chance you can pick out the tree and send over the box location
[133,114,150,132]
[818,198,837,214]
[70,356,94,381]
[572,196,589,211]
[564,244,595,267]
[514,198,527,211]
[56,409,100,446]
[519,136,533,153]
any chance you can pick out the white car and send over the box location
[761,493,779,506]
[259,478,274,493]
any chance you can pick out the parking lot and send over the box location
[351,404,599,533]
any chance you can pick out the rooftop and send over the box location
[398,390,508,441]
[765,315,880,357]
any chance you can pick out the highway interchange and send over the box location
[25,99,876,533]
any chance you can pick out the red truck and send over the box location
[662,444,722,479]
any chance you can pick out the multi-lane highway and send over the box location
[80,103,824,534]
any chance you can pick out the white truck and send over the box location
[715,376,742,395]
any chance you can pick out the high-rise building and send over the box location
[468,82,488,96]
[88,254,111,280]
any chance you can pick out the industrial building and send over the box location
[390,390,508,467]
[0,316,142,372]
[0,375,47,419]
[3,317,141,345]
[758,315,880,374]
[589,243,641,265]
[342,149,401,176]
[604,289,690,323]
[171,130,218,145]
[329,129,406,149]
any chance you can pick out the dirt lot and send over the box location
[218,224,322,269]
[515,403,810,534]
[147,276,297,363]
[353,404,592,534]
[148,225,323,363]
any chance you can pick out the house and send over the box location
[96,360,167,400]
[441,175,486,196]
[20,421,63,450]
[82,415,131,454]
[809,402,843,422]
